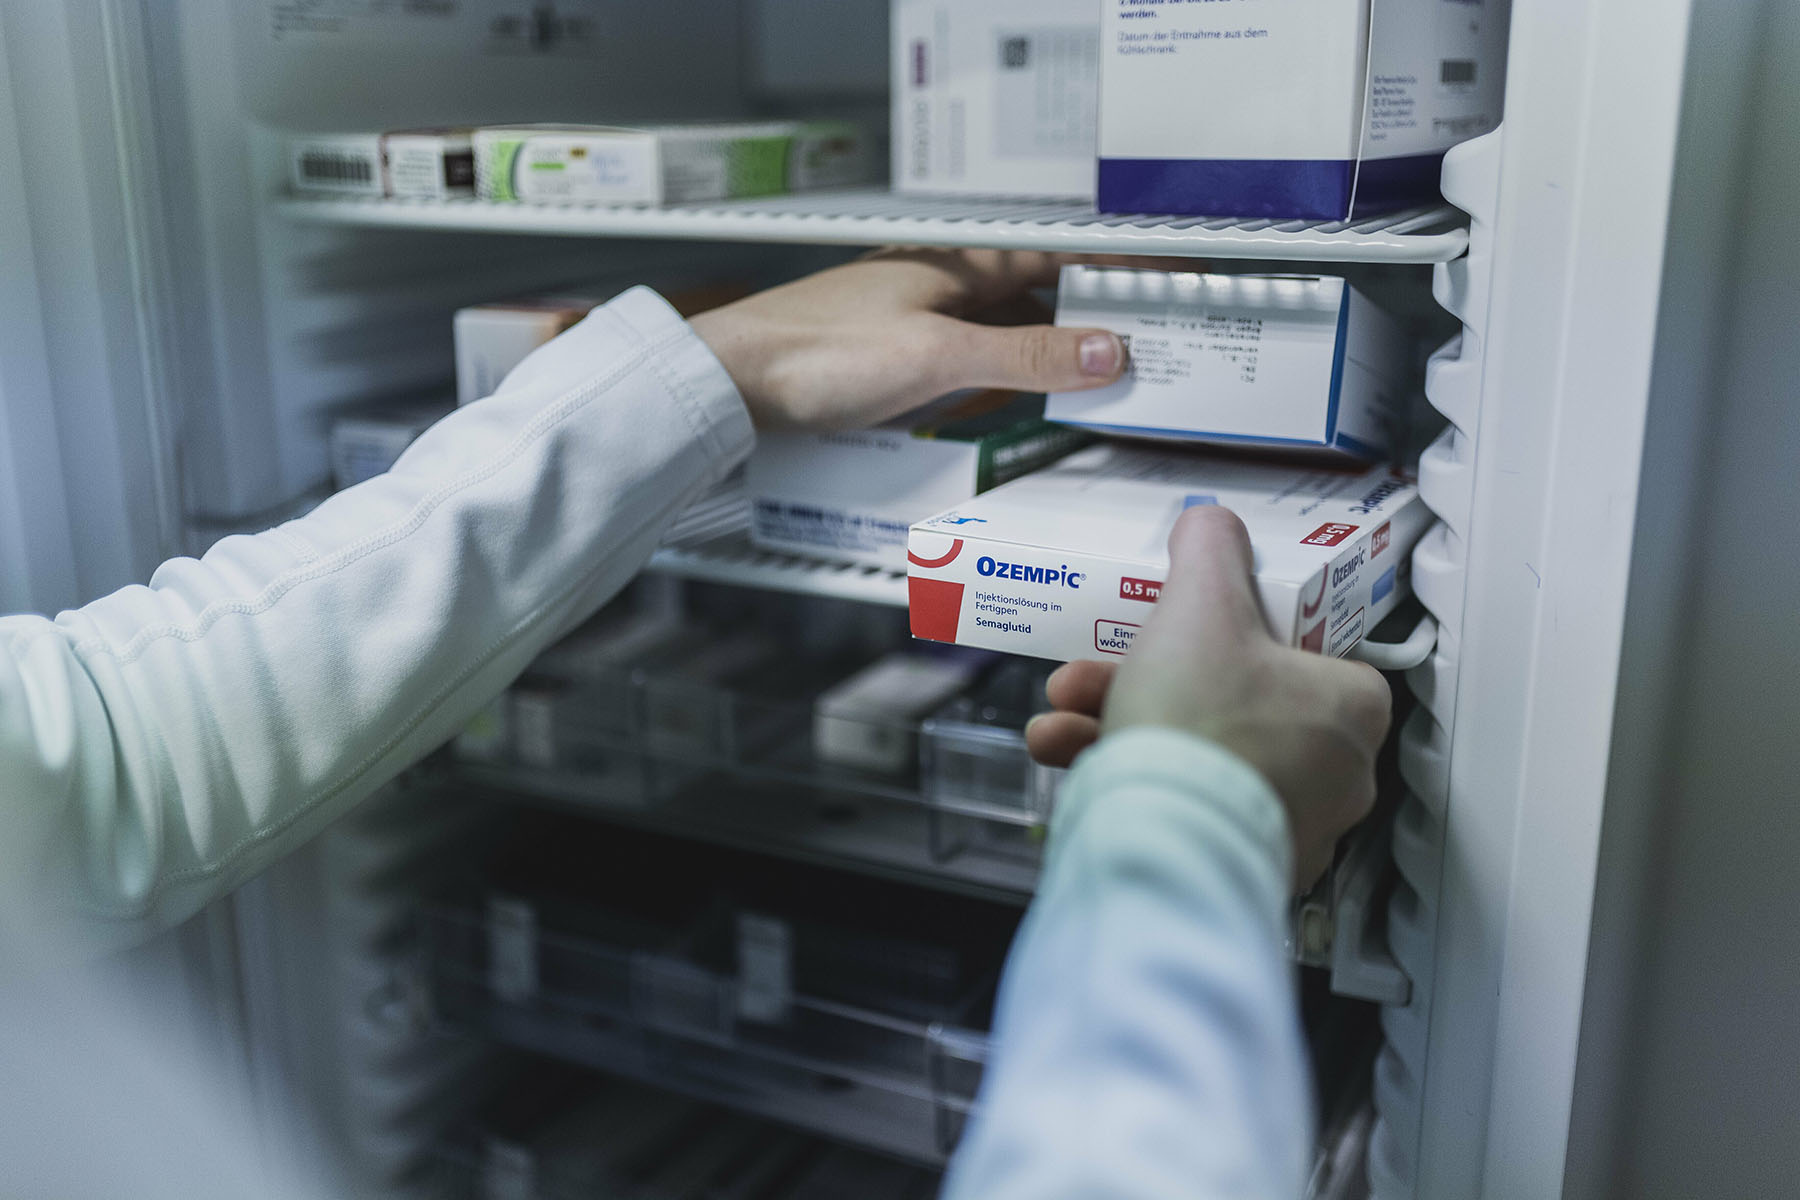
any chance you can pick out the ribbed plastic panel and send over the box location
[278,188,1469,263]
[1367,128,1502,1200]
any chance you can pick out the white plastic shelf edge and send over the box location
[277,189,1470,263]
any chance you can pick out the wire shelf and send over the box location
[647,527,909,608]
[277,187,1469,263]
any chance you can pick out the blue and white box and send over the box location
[1096,0,1508,219]
[1047,267,1407,460]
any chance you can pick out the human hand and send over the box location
[689,248,1136,430]
[1025,507,1392,889]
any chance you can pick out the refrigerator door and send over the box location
[0,3,185,610]
[1389,0,1720,1196]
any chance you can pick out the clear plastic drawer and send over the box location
[420,897,996,1165]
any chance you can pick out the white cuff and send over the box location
[597,286,757,473]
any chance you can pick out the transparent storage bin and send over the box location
[451,644,1059,893]
[435,1089,938,1200]
[421,898,995,1165]
[921,659,1067,824]
[449,634,1396,990]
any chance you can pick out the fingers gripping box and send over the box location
[907,444,1430,662]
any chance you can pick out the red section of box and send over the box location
[907,538,965,569]
[1119,576,1163,603]
[1301,522,1359,547]
[1301,572,1327,620]
[908,577,965,643]
[1372,522,1392,559]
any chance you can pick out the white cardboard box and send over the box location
[453,296,604,406]
[382,129,475,199]
[288,130,475,198]
[892,0,1099,200]
[748,393,1090,571]
[907,443,1431,662]
[328,396,455,490]
[1096,0,1509,218]
[1047,266,1408,458]
[288,133,384,196]
[813,652,987,776]
[473,121,873,205]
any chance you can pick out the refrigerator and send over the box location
[4,1,1796,1196]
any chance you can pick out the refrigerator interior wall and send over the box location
[0,4,187,607]
[1392,1,1697,1196]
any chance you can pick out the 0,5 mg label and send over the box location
[1119,576,1163,602]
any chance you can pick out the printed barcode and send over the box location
[1440,59,1478,85]
[1000,36,1030,70]
[300,153,373,183]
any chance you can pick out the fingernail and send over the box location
[1079,332,1123,377]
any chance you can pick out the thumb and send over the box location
[945,321,1127,394]
[1151,506,1274,643]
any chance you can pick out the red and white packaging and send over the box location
[907,443,1430,662]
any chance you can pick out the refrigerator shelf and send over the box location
[455,764,1044,905]
[276,188,1470,263]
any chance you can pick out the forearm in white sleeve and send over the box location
[0,287,752,959]
[941,727,1312,1200]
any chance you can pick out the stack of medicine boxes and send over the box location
[884,0,1491,661]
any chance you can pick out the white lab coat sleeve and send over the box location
[940,726,1312,1200]
[0,286,753,958]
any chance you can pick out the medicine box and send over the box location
[381,128,475,199]
[453,296,604,405]
[473,121,874,206]
[748,392,1090,572]
[1096,0,1509,219]
[812,651,988,776]
[1047,267,1408,458]
[908,443,1431,662]
[288,129,475,199]
[328,396,454,490]
[288,134,384,197]
[892,0,1100,200]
